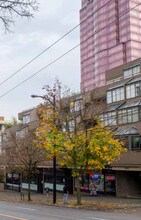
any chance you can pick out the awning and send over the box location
[107,102,124,112]
[126,76,141,85]
[115,126,138,135]
[118,100,141,110]
[112,166,141,171]
[107,80,124,90]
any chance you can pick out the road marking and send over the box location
[0,213,28,220]
[86,217,110,220]
[16,206,37,212]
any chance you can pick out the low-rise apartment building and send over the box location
[104,58,141,197]
[2,106,73,194]
[2,58,141,197]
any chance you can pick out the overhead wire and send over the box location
[0,1,141,98]
[0,44,80,98]
[0,0,113,87]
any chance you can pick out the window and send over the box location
[107,87,124,104]
[101,111,116,126]
[62,122,67,132]
[23,114,30,124]
[107,92,112,104]
[70,100,83,112]
[2,133,7,142]
[69,120,75,132]
[131,136,141,151]
[75,100,83,111]
[126,81,141,99]
[118,107,139,125]
[123,65,140,78]
[16,130,24,138]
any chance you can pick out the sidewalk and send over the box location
[0,190,141,214]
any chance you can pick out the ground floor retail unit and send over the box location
[5,168,141,197]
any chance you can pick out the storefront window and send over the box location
[105,175,115,193]
[6,173,20,191]
[74,174,89,191]
[89,174,104,192]
[22,174,37,184]
[74,172,116,194]
[43,169,69,192]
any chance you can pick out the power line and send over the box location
[0,44,80,98]
[0,0,113,87]
[0,1,141,98]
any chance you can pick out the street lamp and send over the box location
[31,94,57,204]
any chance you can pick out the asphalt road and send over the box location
[0,201,140,220]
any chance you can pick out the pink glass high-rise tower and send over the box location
[80,0,141,91]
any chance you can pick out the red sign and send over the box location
[106,176,115,181]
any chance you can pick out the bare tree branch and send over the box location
[0,0,38,32]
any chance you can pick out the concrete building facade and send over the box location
[2,59,141,197]
[104,58,141,197]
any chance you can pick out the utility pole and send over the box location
[53,94,56,204]
[31,94,57,204]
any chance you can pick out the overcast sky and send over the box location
[0,0,81,121]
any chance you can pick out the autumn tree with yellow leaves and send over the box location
[35,80,125,205]
[4,129,47,201]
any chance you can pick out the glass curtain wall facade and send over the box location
[80,0,141,91]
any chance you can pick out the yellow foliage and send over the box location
[35,108,126,177]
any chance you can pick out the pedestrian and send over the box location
[90,183,97,196]
[45,187,49,201]
[63,184,69,205]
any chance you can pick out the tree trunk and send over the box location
[28,177,31,201]
[76,176,81,205]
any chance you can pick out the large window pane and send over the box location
[69,120,75,132]
[118,110,126,125]
[126,85,131,99]
[23,114,30,124]
[112,90,116,102]
[122,110,127,124]
[132,108,139,122]
[127,109,132,123]
[124,68,132,77]
[101,111,116,126]
[133,65,140,75]
[107,87,124,104]
[124,65,140,78]
[118,107,139,125]
[120,87,124,100]
[126,81,141,99]
[117,111,121,124]
[75,100,83,111]
[135,82,141,96]
[116,88,120,101]
[107,91,112,104]
[130,84,135,98]
[131,136,141,151]
[108,112,116,125]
